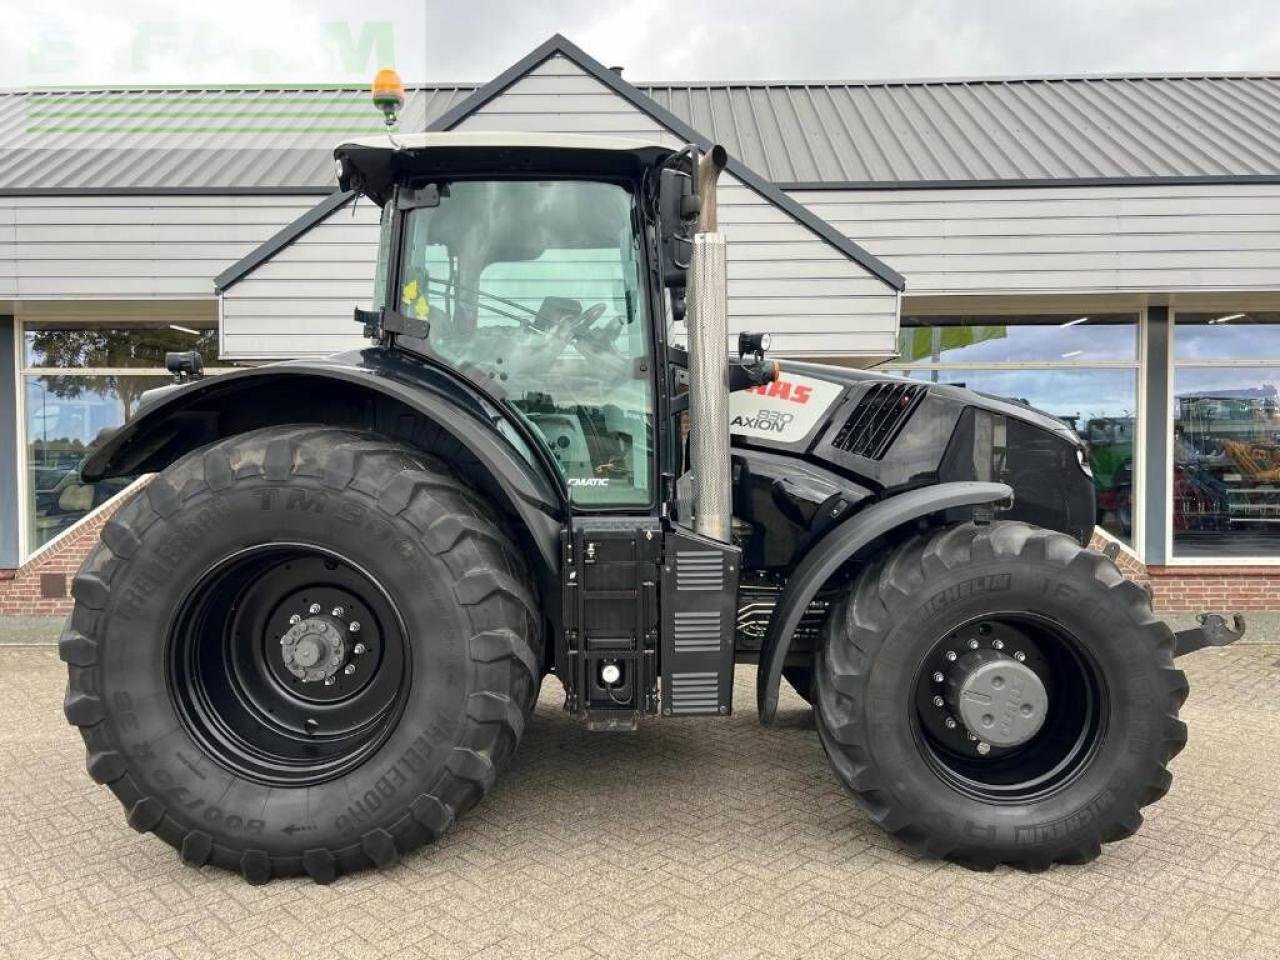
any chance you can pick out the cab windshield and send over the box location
[395,179,653,507]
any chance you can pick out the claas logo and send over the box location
[746,377,813,404]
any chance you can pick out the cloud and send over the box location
[2,0,1279,87]
[420,0,1280,81]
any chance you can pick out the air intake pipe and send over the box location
[687,144,731,543]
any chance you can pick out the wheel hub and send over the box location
[169,546,408,787]
[944,650,1047,748]
[913,615,1104,802]
[280,615,348,682]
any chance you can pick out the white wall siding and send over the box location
[789,184,1280,297]
[2,195,317,301]
[458,56,683,146]
[0,201,15,295]
[714,180,898,354]
[220,197,380,359]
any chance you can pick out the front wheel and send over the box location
[62,425,541,883]
[814,521,1188,870]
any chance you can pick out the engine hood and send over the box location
[726,357,1097,544]
[780,360,1085,450]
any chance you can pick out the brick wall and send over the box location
[0,479,149,617]
[1143,566,1280,611]
[1088,532,1280,612]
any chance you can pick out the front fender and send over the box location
[82,349,565,580]
[756,480,1013,724]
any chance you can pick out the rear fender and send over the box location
[756,480,1013,724]
[81,350,565,585]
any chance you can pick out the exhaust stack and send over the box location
[687,145,731,543]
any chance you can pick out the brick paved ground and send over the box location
[1,638,1278,960]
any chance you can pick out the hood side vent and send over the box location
[831,382,926,460]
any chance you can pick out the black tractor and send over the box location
[62,113,1241,883]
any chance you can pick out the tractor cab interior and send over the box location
[388,177,655,507]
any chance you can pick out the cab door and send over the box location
[393,178,658,510]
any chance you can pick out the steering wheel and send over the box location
[568,302,608,332]
[437,299,624,383]
[560,302,619,354]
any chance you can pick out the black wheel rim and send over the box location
[168,544,411,787]
[911,613,1107,803]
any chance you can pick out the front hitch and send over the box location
[1173,613,1247,657]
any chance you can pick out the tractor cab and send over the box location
[336,130,759,730]
[335,133,684,510]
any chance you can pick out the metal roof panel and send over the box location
[3,74,1280,191]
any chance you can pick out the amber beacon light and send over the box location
[371,68,405,126]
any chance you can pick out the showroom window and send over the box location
[883,314,1141,546]
[1172,311,1280,559]
[20,321,219,555]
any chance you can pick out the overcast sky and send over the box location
[2,0,1278,88]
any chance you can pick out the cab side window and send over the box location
[396,179,655,508]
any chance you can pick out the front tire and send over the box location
[62,425,541,883]
[814,521,1187,870]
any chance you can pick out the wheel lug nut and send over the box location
[349,621,361,633]
[968,638,980,650]
[932,695,945,708]
[323,676,336,686]
[344,664,356,675]
[353,643,367,655]
[992,639,1004,650]
[288,614,301,625]
[944,717,957,729]
[332,606,344,617]
[932,671,944,683]
[976,741,991,755]
[1014,651,1026,662]
[309,604,322,615]
[945,650,957,662]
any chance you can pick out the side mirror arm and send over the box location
[353,306,430,341]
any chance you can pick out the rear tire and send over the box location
[62,425,541,883]
[814,521,1187,870]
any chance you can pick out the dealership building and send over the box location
[3,35,1280,613]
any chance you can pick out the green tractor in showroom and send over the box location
[62,105,1242,883]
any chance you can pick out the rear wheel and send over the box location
[62,425,541,883]
[814,521,1187,870]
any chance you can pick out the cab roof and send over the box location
[334,131,676,203]
[337,131,672,154]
